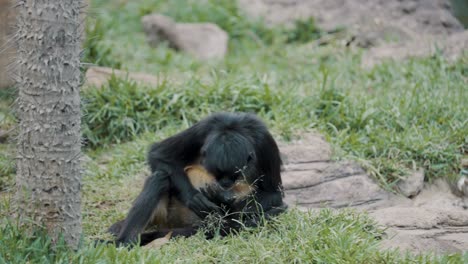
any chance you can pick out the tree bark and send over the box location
[15,0,83,248]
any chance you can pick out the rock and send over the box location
[370,206,468,254]
[397,169,425,198]
[283,161,404,210]
[370,179,468,254]
[238,0,350,30]
[412,179,468,209]
[461,158,468,168]
[279,133,468,254]
[370,206,468,228]
[347,25,412,48]
[378,226,468,254]
[362,30,468,68]
[457,176,468,196]
[240,0,466,67]
[84,67,164,88]
[459,159,468,196]
[141,14,228,60]
[238,0,466,65]
[280,133,407,210]
[279,133,332,164]
[141,14,176,46]
[238,0,463,35]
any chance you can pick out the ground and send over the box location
[0,0,467,262]
[239,0,468,66]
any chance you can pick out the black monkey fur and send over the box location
[112,112,286,246]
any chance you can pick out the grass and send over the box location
[81,54,468,186]
[82,73,309,147]
[0,0,467,262]
[0,87,16,190]
[1,208,467,263]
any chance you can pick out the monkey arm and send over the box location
[199,183,237,206]
[146,158,221,218]
[147,119,221,217]
[254,133,283,194]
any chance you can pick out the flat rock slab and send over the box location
[84,67,165,89]
[283,161,402,209]
[371,205,468,253]
[372,180,468,253]
[280,133,468,255]
[281,134,405,210]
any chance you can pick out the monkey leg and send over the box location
[115,170,170,246]
[139,227,199,246]
[108,219,125,237]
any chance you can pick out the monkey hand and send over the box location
[187,191,221,218]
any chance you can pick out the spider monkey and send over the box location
[110,112,287,246]
[108,165,263,245]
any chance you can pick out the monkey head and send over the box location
[200,130,258,190]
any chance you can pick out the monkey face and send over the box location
[185,165,255,205]
[203,179,254,205]
[201,132,258,188]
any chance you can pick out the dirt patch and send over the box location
[83,67,168,89]
[280,133,468,254]
[239,0,463,34]
[362,30,468,67]
[238,0,467,65]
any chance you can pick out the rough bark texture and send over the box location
[15,0,83,248]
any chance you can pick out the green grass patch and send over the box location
[0,144,15,190]
[2,209,466,263]
[81,73,314,148]
[0,87,16,190]
[0,87,16,131]
[83,0,324,70]
[82,52,467,186]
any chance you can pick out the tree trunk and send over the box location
[15,0,83,248]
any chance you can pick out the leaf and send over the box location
[144,231,172,249]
